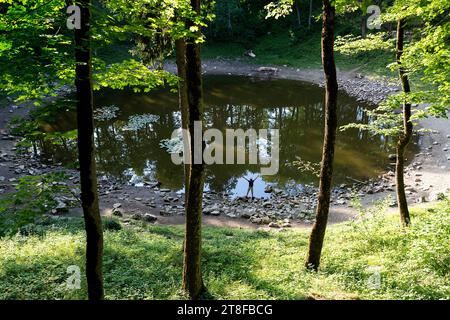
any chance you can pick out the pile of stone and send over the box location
[338,74,399,105]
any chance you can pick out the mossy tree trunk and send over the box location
[305,0,338,271]
[182,0,206,300]
[74,0,104,300]
[395,18,412,227]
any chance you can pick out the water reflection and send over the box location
[42,75,397,198]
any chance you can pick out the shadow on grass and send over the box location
[1,217,312,299]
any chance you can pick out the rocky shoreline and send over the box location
[336,73,399,105]
[189,59,400,106]
[1,59,449,229]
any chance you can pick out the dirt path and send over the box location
[1,59,449,230]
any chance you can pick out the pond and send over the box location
[41,75,398,198]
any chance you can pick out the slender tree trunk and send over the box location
[74,0,104,300]
[305,0,338,271]
[182,0,205,300]
[175,38,191,202]
[361,14,367,37]
[227,2,233,36]
[308,0,313,30]
[295,0,301,27]
[359,0,367,37]
[395,19,412,227]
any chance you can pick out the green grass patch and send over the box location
[203,30,396,78]
[0,199,448,300]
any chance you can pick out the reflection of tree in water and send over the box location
[203,104,266,193]
[38,75,407,194]
[95,110,184,190]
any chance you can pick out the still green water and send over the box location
[43,75,399,198]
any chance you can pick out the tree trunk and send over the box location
[361,14,367,37]
[308,0,313,30]
[227,2,233,36]
[305,0,338,271]
[295,0,301,27]
[74,0,104,300]
[395,19,412,227]
[359,0,367,37]
[175,38,190,202]
[182,0,205,300]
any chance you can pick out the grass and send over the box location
[87,30,395,79]
[0,197,448,300]
[203,30,396,79]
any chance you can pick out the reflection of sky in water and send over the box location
[125,164,271,199]
[40,75,419,197]
[158,126,278,198]
[256,136,270,163]
[232,172,269,199]
[124,161,157,187]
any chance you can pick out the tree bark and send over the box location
[305,0,338,271]
[359,0,367,37]
[395,19,412,227]
[182,0,205,300]
[308,0,313,30]
[361,14,367,37]
[295,0,302,27]
[74,0,104,300]
[227,2,233,36]
[175,38,191,202]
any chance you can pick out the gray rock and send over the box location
[203,207,212,215]
[268,222,280,228]
[143,214,158,223]
[416,196,427,203]
[113,203,122,209]
[250,217,262,224]
[240,210,252,219]
[260,216,271,224]
[262,201,272,208]
[257,66,278,73]
[131,213,142,220]
[112,209,123,217]
[210,210,221,216]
